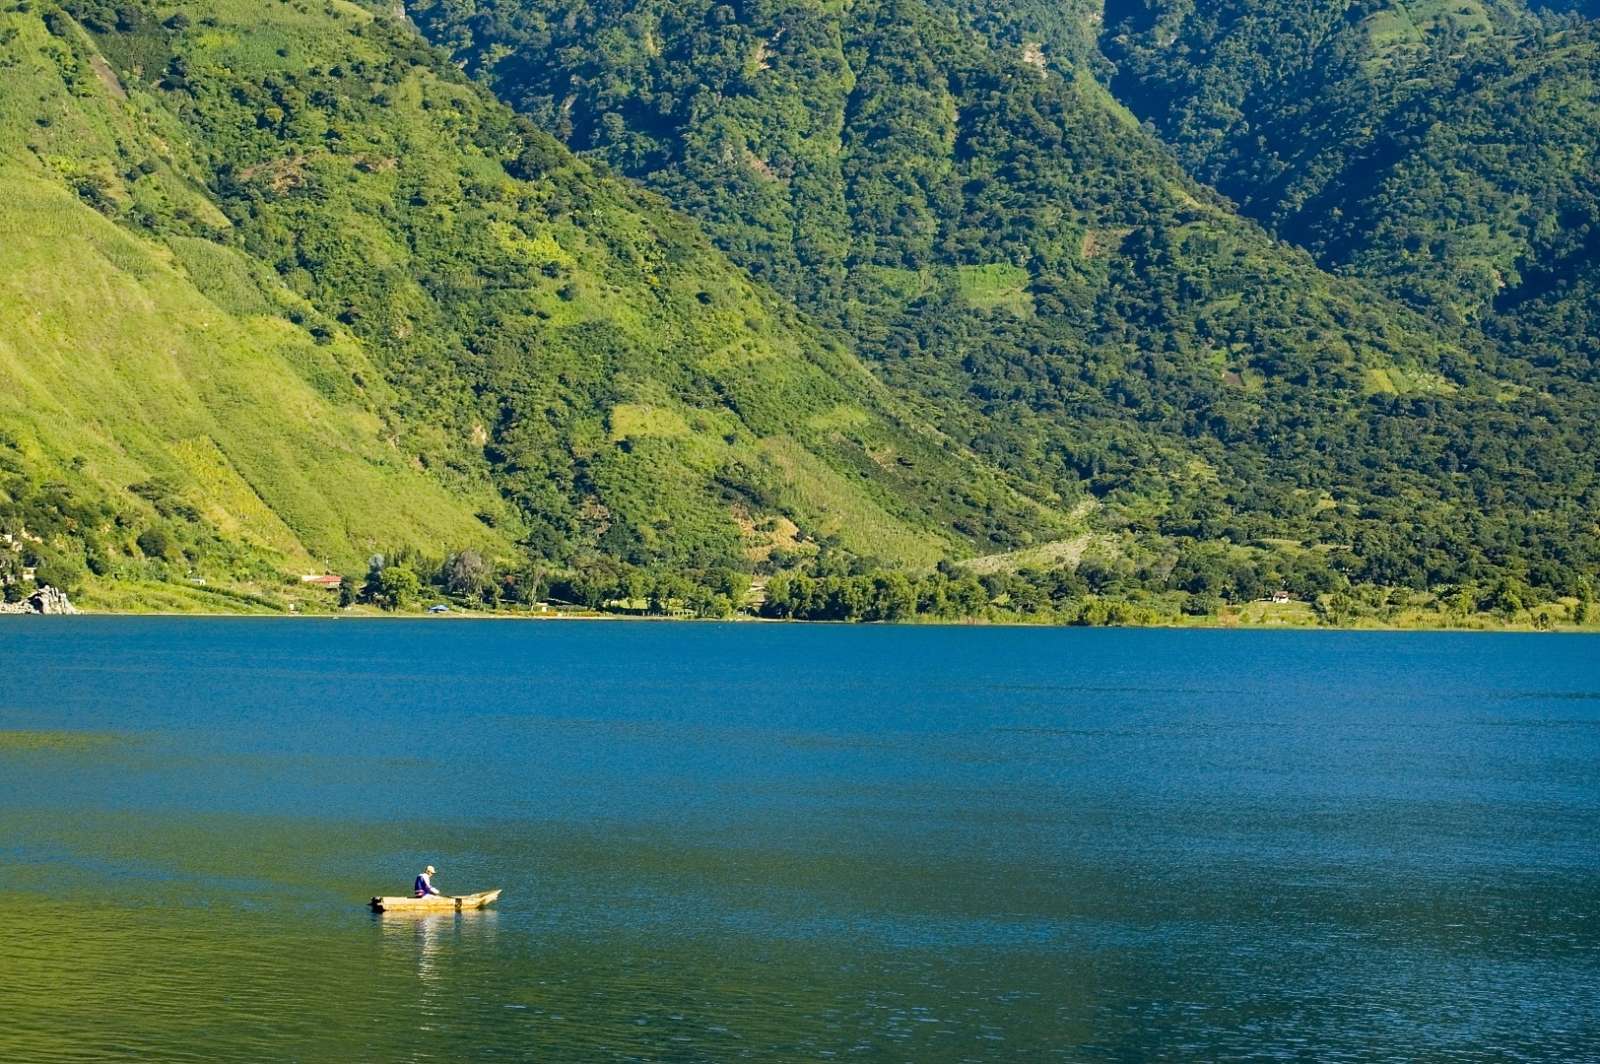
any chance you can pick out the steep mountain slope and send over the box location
[1319,20,1600,371]
[1099,0,1527,183]
[5,0,1597,616]
[0,6,515,606]
[1099,0,1600,331]
[414,0,1599,592]
[0,0,1063,609]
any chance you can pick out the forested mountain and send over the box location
[413,0,1599,599]
[1092,0,1600,484]
[2,0,1596,622]
[1099,0,1600,333]
[0,0,1059,611]
[1530,0,1600,14]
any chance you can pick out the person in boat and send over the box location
[414,864,444,898]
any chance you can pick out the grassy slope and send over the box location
[0,0,1067,611]
[0,170,515,564]
[0,6,511,586]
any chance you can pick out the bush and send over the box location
[34,556,86,595]
[137,526,175,560]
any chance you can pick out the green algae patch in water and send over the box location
[0,729,121,753]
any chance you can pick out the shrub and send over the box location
[136,526,175,560]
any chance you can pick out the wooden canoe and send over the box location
[369,889,502,913]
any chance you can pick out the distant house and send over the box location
[300,574,343,589]
[1271,590,1292,604]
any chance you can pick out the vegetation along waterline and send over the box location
[1,0,1597,627]
[45,551,1600,632]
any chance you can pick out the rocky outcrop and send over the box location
[32,586,78,614]
[0,586,79,615]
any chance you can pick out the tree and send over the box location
[1488,577,1527,621]
[648,572,692,614]
[762,573,796,618]
[948,575,989,617]
[1574,577,1595,626]
[376,565,421,610]
[709,568,750,608]
[442,550,491,599]
[870,572,917,621]
[1319,591,1357,627]
[500,563,547,605]
[362,555,386,604]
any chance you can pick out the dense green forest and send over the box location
[1098,1,1600,325]
[0,0,1596,625]
[411,0,1599,604]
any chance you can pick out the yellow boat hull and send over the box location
[369,889,502,912]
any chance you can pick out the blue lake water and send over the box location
[1,618,1597,1061]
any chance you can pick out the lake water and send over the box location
[1,619,1596,1062]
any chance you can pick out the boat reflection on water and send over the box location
[377,909,501,985]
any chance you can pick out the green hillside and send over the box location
[1099,0,1526,181]
[0,0,1063,611]
[0,165,513,574]
[1092,0,1600,474]
[412,0,1599,598]
[2,0,1596,622]
[0,4,516,607]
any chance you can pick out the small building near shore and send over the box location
[301,574,344,589]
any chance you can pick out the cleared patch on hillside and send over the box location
[733,506,812,563]
[757,437,946,566]
[805,404,872,433]
[168,437,310,563]
[959,533,1103,576]
[1363,365,1457,396]
[957,264,1033,315]
[609,404,692,441]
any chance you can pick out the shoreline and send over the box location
[12,606,1597,634]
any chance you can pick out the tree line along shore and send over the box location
[21,543,1593,632]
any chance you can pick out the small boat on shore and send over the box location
[370,889,502,913]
